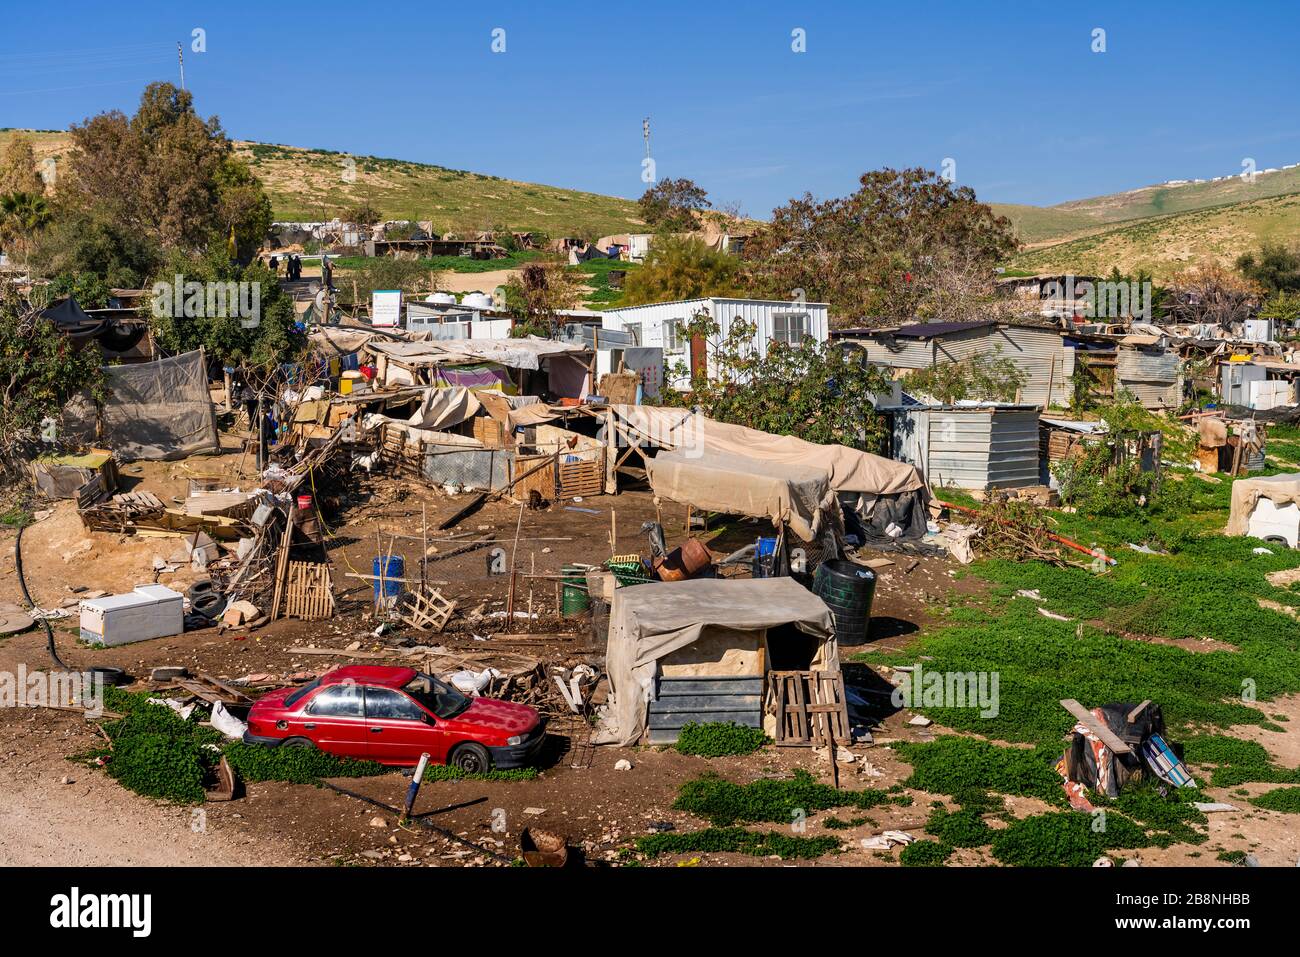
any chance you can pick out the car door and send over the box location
[301,683,368,758]
[363,687,447,764]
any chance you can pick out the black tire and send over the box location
[450,742,492,774]
[280,737,316,749]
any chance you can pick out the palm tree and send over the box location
[0,191,52,267]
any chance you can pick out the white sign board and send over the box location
[372,290,403,328]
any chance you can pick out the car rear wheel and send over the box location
[450,742,492,774]
[281,736,316,749]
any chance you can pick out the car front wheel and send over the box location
[450,742,492,774]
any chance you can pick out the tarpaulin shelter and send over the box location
[646,449,836,541]
[1226,472,1300,540]
[593,577,837,746]
[62,349,219,461]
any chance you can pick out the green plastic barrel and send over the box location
[561,565,590,617]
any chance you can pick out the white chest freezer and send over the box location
[79,585,185,647]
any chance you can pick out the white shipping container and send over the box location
[80,585,185,647]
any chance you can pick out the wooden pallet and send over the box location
[557,453,605,499]
[772,670,851,747]
[395,586,456,632]
[283,561,336,621]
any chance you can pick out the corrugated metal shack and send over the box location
[831,321,1074,408]
[879,403,1041,490]
[1066,332,1184,410]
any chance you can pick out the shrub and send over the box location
[104,735,209,804]
[674,721,768,757]
[1250,787,1300,813]
[673,770,903,825]
[635,827,839,860]
[899,839,953,867]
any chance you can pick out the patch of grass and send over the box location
[635,827,839,860]
[103,735,209,804]
[899,839,954,866]
[822,815,869,830]
[991,811,1151,867]
[223,742,389,783]
[674,721,768,757]
[422,764,538,782]
[924,807,995,847]
[1216,849,1248,864]
[892,737,1066,804]
[1183,735,1300,787]
[1249,787,1300,813]
[672,770,905,825]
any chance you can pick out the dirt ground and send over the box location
[2,434,1298,868]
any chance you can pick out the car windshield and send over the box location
[284,678,322,709]
[403,673,471,720]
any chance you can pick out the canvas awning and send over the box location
[611,405,925,495]
[367,336,587,371]
[594,578,837,746]
[647,448,835,541]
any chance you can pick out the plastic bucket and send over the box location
[373,555,405,600]
[561,565,589,617]
[812,560,877,645]
[296,494,313,511]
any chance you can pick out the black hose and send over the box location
[14,522,70,671]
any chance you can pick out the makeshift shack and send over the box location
[879,403,1040,490]
[1226,472,1300,547]
[61,349,219,461]
[594,577,838,746]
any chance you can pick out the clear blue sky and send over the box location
[2,0,1297,216]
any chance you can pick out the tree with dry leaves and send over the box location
[742,168,1019,327]
[502,258,582,337]
[0,133,45,197]
[1165,263,1262,326]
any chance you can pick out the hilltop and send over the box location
[0,129,644,239]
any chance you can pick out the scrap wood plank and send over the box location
[269,508,297,622]
[174,674,254,706]
[395,587,456,632]
[284,561,335,621]
[289,646,389,659]
[1060,698,1133,754]
[1126,699,1152,724]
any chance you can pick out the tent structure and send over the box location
[594,577,838,747]
[646,448,836,541]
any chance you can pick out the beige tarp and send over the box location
[611,405,924,495]
[62,349,218,462]
[1227,472,1300,536]
[367,336,586,371]
[647,449,835,541]
[594,577,837,746]
[406,387,481,431]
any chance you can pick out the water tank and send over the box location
[812,560,877,645]
[426,292,456,305]
[462,292,493,311]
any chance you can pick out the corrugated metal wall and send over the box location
[890,407,1039,489]
[1116,347,1182,409]
[847,326,1074,407]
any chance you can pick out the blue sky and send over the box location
[2,1,1298,216]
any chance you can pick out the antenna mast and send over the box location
[177,42,185,90]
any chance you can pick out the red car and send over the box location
[243,665,546,772]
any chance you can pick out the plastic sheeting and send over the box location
[406,387,481,431]
[1226,472,1300,536]
[647,448,835,541]
[62,349,218,461]
[611,405,925,496]
[594,577,837,747]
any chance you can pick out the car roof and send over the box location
[319,665,417,688]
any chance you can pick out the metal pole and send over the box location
[402,752,431,821]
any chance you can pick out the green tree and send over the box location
[0,191,52,265]
[147,245,300,367]
[1260,290,1300,325]
[667,313,890,450]
[742,168,1019,326]
[343,257,441,303]
[638,177,711,232]
[620,235,745,305]
[0,132,45,196]
[1236,243,1300,294]
[901,350,1028,404]
[57,82,271,259]
[0,284,107,470]
[30,209,158,289]
[502,258,581,337]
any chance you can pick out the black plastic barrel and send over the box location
[812,560,877,645]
